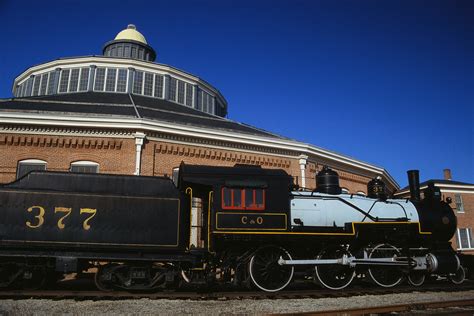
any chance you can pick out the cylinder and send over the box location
[426,253,460,274]
[407,170,421,201]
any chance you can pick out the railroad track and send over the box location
[279,298,474,315]
[1,279,473,300]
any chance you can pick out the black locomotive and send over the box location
[0,163,467,291]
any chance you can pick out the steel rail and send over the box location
[274,298,474,315]
[0,281,472,300]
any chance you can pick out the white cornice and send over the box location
[0,112,399,189]
[0,125,134,138]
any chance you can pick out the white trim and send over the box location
[134,132,146,175]
[396,184,474,196]
[152,72,156,97]
[299,155,308,188]
[0,112,398,188]
[457,228,474,250]
[439,184,474,189]
[0,126,134,138]
[125,68,130,93]
[18,159,47,164]
[103,68,108,91]
[66,69,71,92]
[71,160,99,165]
[441,189,474,194]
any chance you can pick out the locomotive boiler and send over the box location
[0,163,466,292]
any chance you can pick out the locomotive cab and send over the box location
[177,163,293,252]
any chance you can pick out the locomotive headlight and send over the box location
[442,216,450,225]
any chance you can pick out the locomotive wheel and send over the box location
[315,247,355,290]
[367,244,403,288]
[0,263,22,288]
[450,266,466,285]
[19,267,47,290]
[407,271,425,287]
[249,246,294,292]
[94,264,117,291]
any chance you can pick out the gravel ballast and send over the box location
[1,290,474,315]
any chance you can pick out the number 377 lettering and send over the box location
[26,206,97,230]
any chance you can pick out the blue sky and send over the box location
[0,0,472,186]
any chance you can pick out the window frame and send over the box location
[69,68,80,92]
[70,161,99,173]
[455,194,465,213]
[17,159,47,179]
[221,187,266,211]
[93,67,106,91]
[456,228,473,250]
[78,68,90,91]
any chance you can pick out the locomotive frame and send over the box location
[0,163,467,292]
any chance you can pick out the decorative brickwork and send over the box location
[0,132,135,183]
[0,134,122,149]
[143,141,294,179]
[0,128,383,196]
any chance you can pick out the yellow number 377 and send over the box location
[26,206,97,230]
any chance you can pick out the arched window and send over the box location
[17,159,47,179]
[356,191,366,196]
[70,161,99,173]
[341,188,350,194]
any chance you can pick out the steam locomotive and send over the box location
[0,163,466,292]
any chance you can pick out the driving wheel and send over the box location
[315,247,355,290]
[367,243,403,288]
[248,245,294,292]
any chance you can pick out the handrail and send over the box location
[185,187,193,249]
[207,191,214,253]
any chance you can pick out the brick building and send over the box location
[1,24,399,195]
[395,169,474,254]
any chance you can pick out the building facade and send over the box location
[1,25,399,196]
[395,169,474,254]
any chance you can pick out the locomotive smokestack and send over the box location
[407,170,421,201]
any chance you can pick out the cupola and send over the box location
[102,24,156,62]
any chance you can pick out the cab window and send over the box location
[221,187,265,210]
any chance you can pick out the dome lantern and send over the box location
[103,24,156,62]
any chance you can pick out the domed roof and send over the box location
[114,24,147,44]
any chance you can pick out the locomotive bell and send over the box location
[315,166,342,195]
[367,176,387,200]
